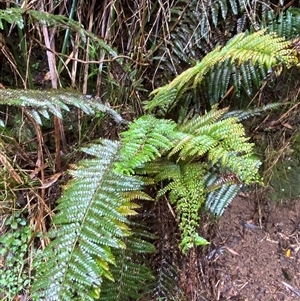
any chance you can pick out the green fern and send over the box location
[0,7,117,57]
[207,182,241,216]
[115,115,178,175]
[174,110,260,185]
[153,0,241,76]
[264,7,300,40]
[118,107,261,252]
[157,163,209,253]
[98,224,155,301]
[222,103,284,121]
[32,140,149,301]
[153,0,294,79]
[146,30,298,114]
[0,7,25,28]
[0,89,124,125]
[205,171,241,216]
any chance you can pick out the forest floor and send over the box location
[195,194,300,301]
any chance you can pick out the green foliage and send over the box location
[32,140,149,301]
[98,225,155,301]
[0,89,124,126]
[0,7,24,29]
[152,0,240,75]
[205,172,241,216]
[175,110,261,185]
[155,1,300,76]
[115,115,178,175]
[157,163,209,252]
[222,103,284,122]
[0,7,117,57]
[31,102,262,297]
[146,30,297,114]
[119,107,261,251]
[1,2,300,301]
[0,212,32,299]
[264,7,300,40]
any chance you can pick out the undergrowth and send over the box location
[0,212,33,299]
[0,1,300,301]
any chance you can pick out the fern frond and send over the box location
[222,103,283,121]
[32,140,148,301]
[0,7,24,29]
[0,89,124,125]
[145,31,297,114]
[0,7,117,57]
[157,163,209,252]
[206,182,241,216]
[152,256,179,300]
[172,109,261,185]
[115,115,178,175]
[113,106,261,252]
[265,7,300,40]
[99,225,155,301]
[178,106,228,132]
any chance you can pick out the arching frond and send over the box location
[0,7,117,56]
[32,140,149,301]
[146,31,297,114]
[0,89,124,125]
[222,103,283,121]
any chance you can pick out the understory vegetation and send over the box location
[1,1,300,300]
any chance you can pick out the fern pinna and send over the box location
[32,140,152,301]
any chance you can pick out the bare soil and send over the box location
[198,194,300,301]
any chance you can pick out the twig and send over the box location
[282,281,300,298]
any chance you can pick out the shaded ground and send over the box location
[198,194,300,301]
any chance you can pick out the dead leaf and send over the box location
[281,122,293,130]
[39,172,62,188]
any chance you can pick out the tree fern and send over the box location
[32,140,149,301]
